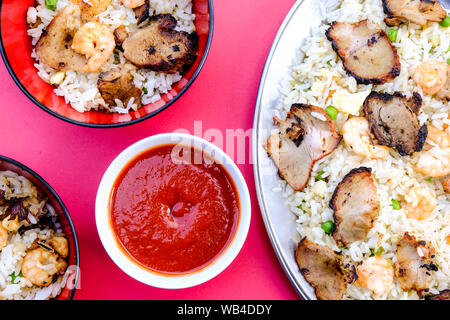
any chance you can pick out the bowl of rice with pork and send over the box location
[0,0,213,127]
[0,156,79,300]
[264,0,450,300]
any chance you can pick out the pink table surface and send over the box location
[0,0,299,299]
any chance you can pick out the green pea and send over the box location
[325,106,338,120]
[321,221,334,235]
[386,28,398,42]
[45,0,58,11]
[439,15,450,28]
[390,199,401,210]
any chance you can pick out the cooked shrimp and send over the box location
[357,256,394,296]
[413,60,448,95]
[72,22,115,72]
[443,177,450,193]
[21,247,67,287]
[342,117,390,159]
[47,236,69,258]
[72,0,111,13]
[414,126,450,177]
[0,225,8,251]
[83,0,111,15]
[404,186,437,220]
[120,0,145,8]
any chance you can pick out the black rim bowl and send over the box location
[0,0,214,128]
[0,155,80,300]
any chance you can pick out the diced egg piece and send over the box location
[431,35,439,48]
[50,71,65,85]
[332,89,371,116]
[312,180,327,197]
[311,80,326,94]
[320,68,333,78]
[2,216,19,232]
[13,241,27,254]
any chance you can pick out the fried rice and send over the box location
[26,0,196,113]
[0,171,70,300]
[271,0,449,300]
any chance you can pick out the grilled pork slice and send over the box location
[35,4,87,71]
[425,290,450,300]
[364,91,428,156]
[135,0,150,25]
[295,238,356,300]
[266,104,341,191]
[98,65,142,108]
[114,25,129,47]
[329,167,378,246]
[0,190,7,206]
[123,14,198,74]
[395,233,436,295]
[383,0,447,26]
[326,20,401,85]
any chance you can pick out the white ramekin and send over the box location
[95,133,251,289]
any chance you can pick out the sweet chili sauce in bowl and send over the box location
[110,144,239,274]
[96,133,251,288]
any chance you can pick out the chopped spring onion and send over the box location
[390,199,401,210]
[315,170,325,181]
[142,87,148,95]
[45,0,58,11]
[439,15,450,28]
[325,106,338,120]
[9,271,23,283]
[321,221,334,235]
[370,246,385,257]
[386,28,398,42]
[297,204,307,214]
[426,177,433,183]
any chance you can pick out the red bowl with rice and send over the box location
[0,0,213,128]
[0,155,79,300]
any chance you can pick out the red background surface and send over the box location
[0,0,299,299]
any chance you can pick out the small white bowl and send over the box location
[95,133,251,289]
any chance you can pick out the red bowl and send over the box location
[0,155,79,300]
[0,0,213,128]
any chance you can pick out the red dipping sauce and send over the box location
[110,144,240,274]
